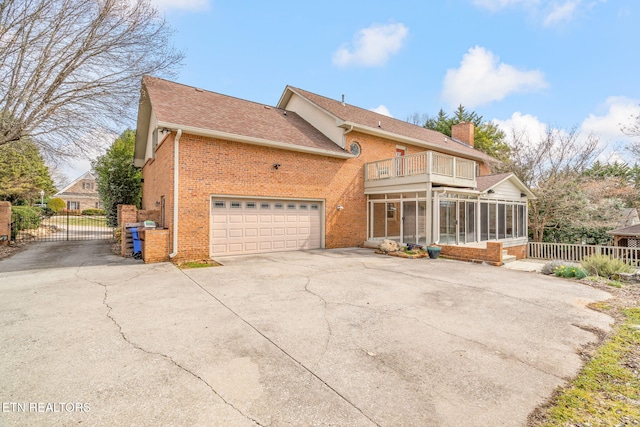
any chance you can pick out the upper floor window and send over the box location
[82,181,94,190]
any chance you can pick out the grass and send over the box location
[178,260,220,269]
[534,303,640,426]
[43,216,110,227]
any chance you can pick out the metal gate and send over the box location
[11,211,114,242]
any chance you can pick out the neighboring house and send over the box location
[134,76,533,262]
[54,171,102,211]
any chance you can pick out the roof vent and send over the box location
[264,105,271,109]
[195,88,203,92]
[378,121,381,128]
[341,94,345,106]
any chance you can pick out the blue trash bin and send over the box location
[129,227,142,260]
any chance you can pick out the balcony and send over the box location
[364,151,477,191]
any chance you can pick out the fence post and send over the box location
[66,211,69,241]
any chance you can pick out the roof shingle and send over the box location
[286,86,496,163]
[143,77,347,155]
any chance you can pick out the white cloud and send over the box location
[492,96,640,164]
[581,96,640,144]
[370,105,393,117]
[472,0,534,12]
[333,23,409,68]
[493,111,549,142]
[543,1,581,26]
[472,0,603,27]
[442,46,548,108]
[149,0,210,12]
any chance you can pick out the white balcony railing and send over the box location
[365,151,476,183]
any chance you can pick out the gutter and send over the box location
[169,129,182,259]
[156,121,354,159]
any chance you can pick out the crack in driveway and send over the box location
[181,268,381,427]
[74,266,265,427]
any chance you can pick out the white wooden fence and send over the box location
[528,242,640,266]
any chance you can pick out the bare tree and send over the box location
[0,0,183,157]
[623,109,640,159]
[497,127,601,242]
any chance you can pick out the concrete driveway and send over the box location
[0,241,612,426]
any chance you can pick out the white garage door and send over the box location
[210,198,322,256]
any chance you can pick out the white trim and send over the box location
[340,121,489,162]
[209,195,326,256]
[157,121,354,159]
[54,171,95,196]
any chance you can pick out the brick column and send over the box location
[118,204,138,256]
[0,201,11,246]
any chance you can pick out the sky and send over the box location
[63,0,640,185]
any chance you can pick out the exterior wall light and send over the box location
[337,205,344,211]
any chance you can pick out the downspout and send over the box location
[169,129,182,259]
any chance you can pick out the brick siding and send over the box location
[141,131,494,262]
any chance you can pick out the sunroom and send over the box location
[364,171,533,248]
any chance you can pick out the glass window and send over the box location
[368,194,385,199]
[213,201,225,209]
[489,203,496,240]
[480,202,488,241]
[372,202,386,239]
[246,202,256,209]
[287,203,296,210]
[299,204,308,210]
[310,204,319,210]
[517,205,526,238]
[498,204,506,239]
[466,202,476,243]
[274,203,284,209]
[230,201,241,209]
[260,202,270,209]
[506,205,513,238]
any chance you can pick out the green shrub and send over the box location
[581,254,634,279]
[554,265,589,279]
[47,197,66,213]
[82,208,105,216]
[542,260,573,275]
[11,206,42,237]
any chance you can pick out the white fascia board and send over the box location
[340,121,488,162]
[54,171,93,195]
[157,121,354,159]
[485,174,536,199]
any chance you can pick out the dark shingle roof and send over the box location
[286,86,496,163]
[143,77,347,155]
[476,173,514,192]
[607,224,640,236]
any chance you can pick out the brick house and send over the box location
[134,77,533,262]
[54,171,103,211]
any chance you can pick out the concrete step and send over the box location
[502,254,517,264]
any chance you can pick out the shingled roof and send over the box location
[280,86,496,163]
[476,173,535,198]
[139,77,348,156]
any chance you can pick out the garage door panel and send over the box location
[228,229,242,238]
[211,198,322,256]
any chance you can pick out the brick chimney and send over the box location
[452,122,474,147]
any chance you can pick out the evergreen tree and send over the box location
[92,130,142,227]
[422,105,510,161]
[0,140,56,204]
